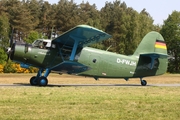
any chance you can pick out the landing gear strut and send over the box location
[29,68,50,86]
[140,78,147,86]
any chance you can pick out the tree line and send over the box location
[0,0,179,73]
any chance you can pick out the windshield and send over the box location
[32,39,51,49]
[32,40,42,47]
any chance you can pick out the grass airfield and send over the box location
[0,74,180,119]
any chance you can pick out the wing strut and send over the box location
[69,35,84,61]
[70,40,79,61]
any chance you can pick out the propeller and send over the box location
[6,27,14,62]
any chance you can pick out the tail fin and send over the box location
[133,31,168,75]
[133,31,167,56]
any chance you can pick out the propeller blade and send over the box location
[9,27,14,47]
[6,27,14,62]
[6,47,11,62]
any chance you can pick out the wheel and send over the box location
[141,80,147,86]
[30,76,38,86]
[38,77,48,86]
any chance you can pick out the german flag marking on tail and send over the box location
[155,40,167,49]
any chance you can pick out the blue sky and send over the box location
[46,0,180,25]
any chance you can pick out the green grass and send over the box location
[0,86,180,119]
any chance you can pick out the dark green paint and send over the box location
[9,25,168,85]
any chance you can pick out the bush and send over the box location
[2,62,38,73]
[0,64,3,73]
[3,62,16,73]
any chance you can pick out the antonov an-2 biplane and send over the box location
[7,25,168,86]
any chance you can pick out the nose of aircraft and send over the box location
[6,47,11,54]
[6,43,15,61]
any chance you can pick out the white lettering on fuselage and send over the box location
[117,58,136,66]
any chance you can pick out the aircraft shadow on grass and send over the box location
[13,83,151,87]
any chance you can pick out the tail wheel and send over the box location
[38,77,48,86]
[141,80,147,86]
[30,76,38,86]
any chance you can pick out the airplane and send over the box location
[6,25,168,86]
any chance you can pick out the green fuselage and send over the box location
[12,44,167,79]
[8,26,168,86]
[78,47,167,78]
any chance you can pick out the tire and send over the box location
[38,77,48,86]
[141,80,147,86]
[30,76,38,86]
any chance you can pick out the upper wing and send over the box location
[52,25,111,47]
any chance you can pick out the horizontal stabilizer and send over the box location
[140,53,168,69]
[140,53,169,59]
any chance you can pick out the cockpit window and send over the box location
[39,41,47,49]
[32,40,41,47]
[32,39,51,49]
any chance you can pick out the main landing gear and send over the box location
[30,68,50,86]
[140,78,147,86]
